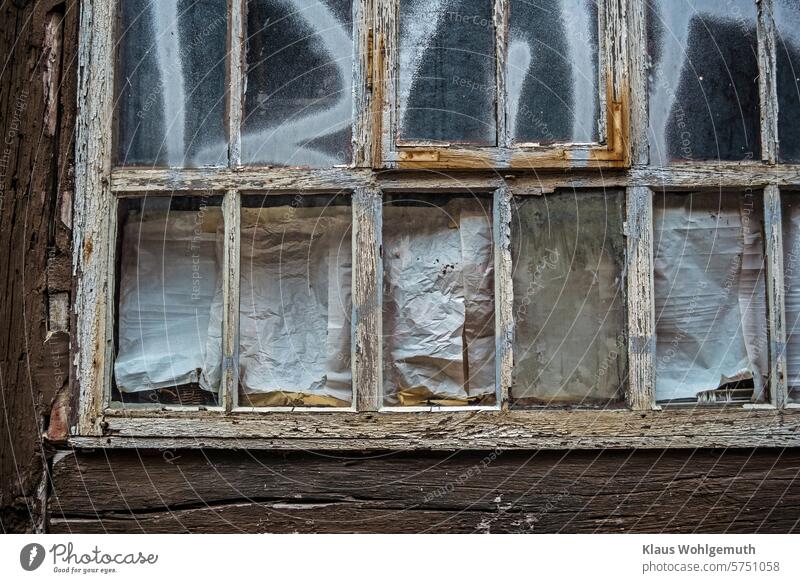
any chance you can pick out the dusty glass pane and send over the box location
[782,195,800,402]
[776,0,800,162]
[654,192,768,404]
[116,0,228,167]
[647,0,760,164]
[113,196,224,407]
[508,0,600,144]
[510,191,626,407]
[242,0,353,167]
[382,195,495,406]
[238,195,352,407]
[398,0,497,144]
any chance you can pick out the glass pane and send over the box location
[647,0,760,164]
[242,0,353,167]
[782,194,800,402]
[398,0,497,144]
[239,195,352,407]
[382,195,495,406]
[776,0,800,162]
[654,192,768,404]
[116,0,228,167]
[510,191,626,407]
[508,0,600,144]
[113,196,224,406]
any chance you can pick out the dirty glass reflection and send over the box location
[776,0,800,162]
[508,0,600,144]
[510,191,626,407]
[116,0,228,167]
[647,0,760,164]
[399,0,497,144]
[242,0,353,167]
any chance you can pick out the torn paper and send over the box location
[237,205,352,404]
[654,192,768,402]
[382,199,495,405]
[115,207,223,393]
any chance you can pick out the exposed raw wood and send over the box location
[353,0,374,166]
[765,184,788,407]
[353,187,382,411]
[0,0,79,532]
[626,186,655,410]
[494,0,508,148]
[48,449,800,533]
[74,407,800,450]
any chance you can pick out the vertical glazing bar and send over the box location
[765,184,788,407]
[353,0,374,166]
[494,186,513,410]
[229,0,245,167]
[628,0,649,165]
[494,0,509,148]
[222,189,241,412]
[626,186,656,410]
[353,187,383,411]
[759,0,778,164]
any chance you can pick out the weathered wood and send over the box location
[627,0,648,165]
[73,0,116,437]
[228,0,244,166]
[759,0,778,164]
[48,448,800,533]
[765,184,788,408]
[353,187,382,411]
[493,187,512,409]
[73,407,800,450]
[222,190,240,411]
[626,186,655,410]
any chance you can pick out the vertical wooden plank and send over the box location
[494,187,513,410]
[758,0,778,164]
[353,187,382,411]
[494,0,509,148]
[74,0,117,435]
[375,0,396,168]
[626,186,656,410]
[765,184,788,408]
[353,0,375,166]
[627,0,649,165]
[228,0,245,167]
[222,190,241,412]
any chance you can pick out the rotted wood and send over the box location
[48,448,800,533]
[764,184,788,408]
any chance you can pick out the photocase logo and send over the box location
[20,543,46,571]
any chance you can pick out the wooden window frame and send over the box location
[71,0,800,451]
[375,0,630,169]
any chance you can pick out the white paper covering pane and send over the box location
[654,193,768,402]
[782,198,800,399]
[382,199,495,405]
[115,204,223,393]
[242,0,353,166]
[238,204,352,402]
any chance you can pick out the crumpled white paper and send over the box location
[654,193,768,401]
[237,206,352,402]
[382,200,495,403]
[782,201,800,394]
[115,208,223,393]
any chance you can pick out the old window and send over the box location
[71,0,800,450]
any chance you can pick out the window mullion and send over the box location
[625,186,656,410]
[758,0,779,164]
[494,187,512,410]
[765,184,788,408]
[494,0,509,149]
[353,187,383,411]
[229,0,245,167]
[222,189,241,412]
